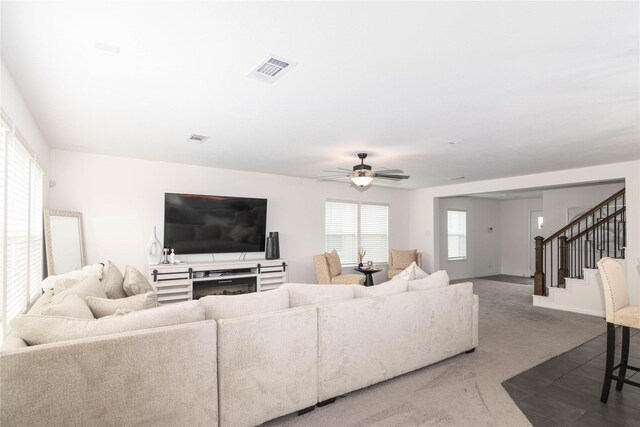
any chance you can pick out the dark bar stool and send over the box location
[597,257,640,403]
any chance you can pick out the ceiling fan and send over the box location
[320,153,410,187]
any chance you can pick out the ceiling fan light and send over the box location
[351,176,373,187]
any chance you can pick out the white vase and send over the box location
[145,226,162,264]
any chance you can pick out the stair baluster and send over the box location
[533,188,625,296]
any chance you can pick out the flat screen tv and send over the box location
[164,193,267,254]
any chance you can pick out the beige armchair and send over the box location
[387,249,423,279]
[313,251,365,285]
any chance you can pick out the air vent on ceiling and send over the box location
[186,134,209,144]
[247,55,296,83]
[448,176,466,181]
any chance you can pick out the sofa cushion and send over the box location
[11,300,205,346]
[391,249,417,270]
[284,283,355,307]
[40,293,95,319]
[408,270,449,291]
[86,291,158,318]
[101,260,127,299]
[216,306,318,426]
[325,250,342,277]
[354,278,408,298]
[52,275,107,302]
[201,288,290,320]
[316,282,476,402]
[122,265,154,296]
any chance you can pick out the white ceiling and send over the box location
[460,179,625,200]
[2,1,639,189]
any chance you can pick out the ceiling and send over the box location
[2,1,639,189]
[460,179,625,201]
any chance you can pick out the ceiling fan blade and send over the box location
[316,174,349,179]
[321,169,353,174]
[373,168,404,174]
[374,173,410,180]
[316,177,349,183]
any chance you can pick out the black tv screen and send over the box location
[164,193,267,254]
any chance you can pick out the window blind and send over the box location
[1,117,44,340]
[360,203,388,264]
[447,210,467,260]
[325,200,389,265]
[5,132,30,323]
[0,126,5,338]
[29,163,43,300]
[325,201,358,265]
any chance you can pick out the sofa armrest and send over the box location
[217,306,318,427]
[1,321,218,427]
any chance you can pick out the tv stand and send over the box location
[148,259,287,305]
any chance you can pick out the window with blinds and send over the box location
[1,116,44,340]
[325,200,389,265]
[447,210,467,260]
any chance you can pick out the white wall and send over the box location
[1,61,50,203]
[542,182,625,240]
[48,150,412,283]
[499,198,543,277]
[409,160,640,304]
[437,197,501,280]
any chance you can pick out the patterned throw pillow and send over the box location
[86,291,157,318]
[122,266,155,296]
[325,250,342,277]
[52,275,107,302]
[101,260,128,299]
[391,249,417,270]
[41,293,95,319]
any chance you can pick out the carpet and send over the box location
[268,279,606,427]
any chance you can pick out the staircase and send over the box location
[532,189,626,316]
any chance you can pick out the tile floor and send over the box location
[503,328,640,426]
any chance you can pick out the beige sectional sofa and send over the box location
[1,277,478,427]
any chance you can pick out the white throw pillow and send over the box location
[101,260,128,299]
[86,291,158,318]
[395,261,429,280]
[201,288,290,320]
[40,264,104,292]
[284,283,355,307]
[11,300,205,346]
[408,270,450,291]
[81,263,104,280]
[40,293,95,319]
[52,275,107,302]
[122,266,154,296]
[41,269,87,292]
[354,278,408,298]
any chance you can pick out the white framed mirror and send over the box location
[44,209,85,276]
